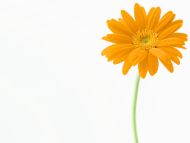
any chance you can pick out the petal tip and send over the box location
[121,10,125,13]
[101,51,105,56]
[122,70,127,75]
[135,3,140,7]
[102,36,106,40]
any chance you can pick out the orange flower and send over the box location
[102,3,188,78]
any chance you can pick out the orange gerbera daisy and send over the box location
[102,3,188,78]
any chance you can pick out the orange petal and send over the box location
[107,49,132,61]
[128,48,147,65]
[122,60,132,75]
[118,18,134,36]
[107,48,133,62]
[146,7,161,29]
[102,34,132,44]
[157,38,185,47]
[150,48,173,72]
[158,47,183,58]
[169,33,188,41]
[175,45,186,49]
[148,53,159,76]
[134,3,146,30]
[146,8,155,28]
[155,11,175,32]
[159,59,174,72]
[159,47,181,64]
[132,52,147,66]
[101,44,134,56]
[107,19,131,35]
[102,44,117,56]
[158,20,183,39]
[121,10,138,33]
[138,56,148,78]
[171,56,180,65]
[113,49,134,64]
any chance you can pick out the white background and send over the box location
[0,0,190,143]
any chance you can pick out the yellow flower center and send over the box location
[132,30,158,50]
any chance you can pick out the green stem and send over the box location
[132,73,140,143]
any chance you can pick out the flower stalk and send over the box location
[132,73,140,143]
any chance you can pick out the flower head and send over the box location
[102,3,188,78]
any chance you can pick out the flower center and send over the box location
[132,30,158,50]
